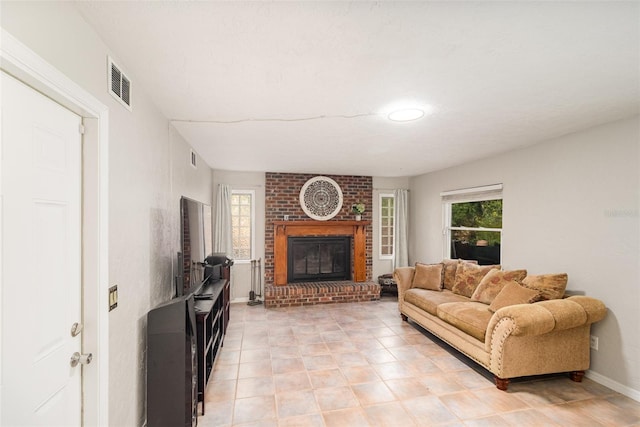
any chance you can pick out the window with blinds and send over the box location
[441,184,503,265]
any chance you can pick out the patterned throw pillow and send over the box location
[412,262,444,291]
[452,263,500,298]
[443,259,478,291]
[488,282,541,312]
[471,269,527,304]
[521,273,568,300]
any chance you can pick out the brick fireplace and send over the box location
[264,173,379,307]
[272,220,369,285]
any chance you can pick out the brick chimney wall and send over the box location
[265,172,373,286]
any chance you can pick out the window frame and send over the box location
[441,184,503,263]
[379,192,395,260]
[230,189,255,263]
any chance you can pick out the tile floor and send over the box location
[200,295,640,426]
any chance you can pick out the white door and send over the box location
[1,71,83,426]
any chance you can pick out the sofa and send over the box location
[394,260,607,391]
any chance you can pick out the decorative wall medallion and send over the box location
[299,176,343,221]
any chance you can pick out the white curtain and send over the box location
[213,184,233,257]
[394,188,409,269]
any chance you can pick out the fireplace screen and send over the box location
[288,236,352,282]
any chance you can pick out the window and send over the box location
[379,193,395,259]
[442,185,502,265]
[231,190,254,261]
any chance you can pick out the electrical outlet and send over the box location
[590,335,599,350]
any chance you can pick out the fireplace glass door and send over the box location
[287,236,351,282]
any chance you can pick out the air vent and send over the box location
[108,57,132,111]
[190,149,197,169]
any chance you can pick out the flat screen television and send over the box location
[179,196,213,296]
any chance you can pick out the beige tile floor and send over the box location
[200,295,640,427]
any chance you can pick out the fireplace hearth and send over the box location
[288,236,351,282]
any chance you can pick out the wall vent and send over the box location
[190,149,197,169]
[108,57,132,111]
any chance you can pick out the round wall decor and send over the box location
[299,176,343,221]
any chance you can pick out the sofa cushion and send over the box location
[471,269,527,304]
[442,259,478,291]
[488,281,541,313]
[437,302,493,342]
[452,263,500,298]
[521,273,568,300]
[404,288,470,316]
[412,262,444,291]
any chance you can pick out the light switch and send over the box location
[109,285,118,311]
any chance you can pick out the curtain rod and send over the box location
[217,183,264,188]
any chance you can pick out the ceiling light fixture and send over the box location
[388,108,425,122]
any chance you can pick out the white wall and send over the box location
[372,177,410,279]
[1,2,212,425]
[165,127,213,306]
[212,170,266,301]
[409,116,640,398]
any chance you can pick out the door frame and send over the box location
[1,29,110,426]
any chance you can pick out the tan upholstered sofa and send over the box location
[394,260,607,391]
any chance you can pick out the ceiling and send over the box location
[74,1,639,177]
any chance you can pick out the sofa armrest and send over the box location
[393,267,415,308]
[486,296,606,346]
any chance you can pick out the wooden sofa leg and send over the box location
[494,376,510,391]
[400,314,408,321]
[570,371,585,383]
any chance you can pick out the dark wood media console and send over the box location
[193,265,230,415]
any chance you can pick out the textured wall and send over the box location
[264,172,373,285]
[409,117,640,399]
[1,4,212,425]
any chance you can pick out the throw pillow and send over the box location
[442,260,459,291]
[521,273,568,300]
[471,269,527,304]
[443,259,479,290]
[412,262,444,291]
[452,263,500,298]
[488,282,541,312]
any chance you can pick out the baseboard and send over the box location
[586,370,640,402]
[232,297,249,303]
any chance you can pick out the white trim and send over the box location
[585,370,640,402]
[1,28,110,426]
[440,183,503,197]
[441,187,503,262]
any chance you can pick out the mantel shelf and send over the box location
[272,220,371,226]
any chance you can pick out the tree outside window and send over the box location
[448,199,502,265]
